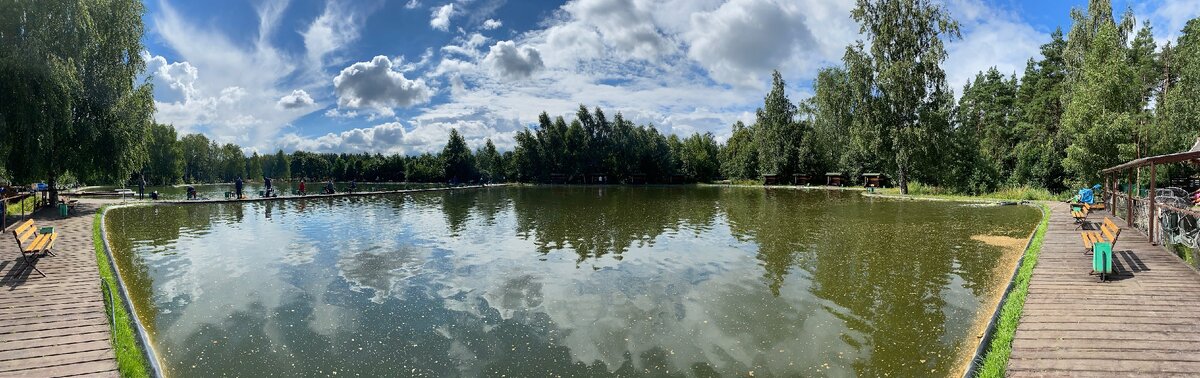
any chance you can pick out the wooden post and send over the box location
[1127,169,1134,227]
[1149,163,1157,245]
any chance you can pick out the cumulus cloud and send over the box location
[483,41,545,80]
[557,0,673,62]
[431,3,454,31]
[277,89,315,109]
[333,56,433,117]
[685,0,819,87]
[482,19,502,30]
[144,52,200,103]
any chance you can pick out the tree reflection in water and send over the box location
[105,186,1038,377]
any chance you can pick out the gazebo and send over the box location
[763,174,779,185]
[862,173,887,188]
[826,172,845,187]
[793,173,811,185]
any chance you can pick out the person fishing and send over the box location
[186,185,197,200]
[324,179,336,195]
[264,176,273,197]
[299,179,307,196]
[349,180,357,194]
[235,177,244,199]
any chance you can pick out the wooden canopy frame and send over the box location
[1100,150,1200,245]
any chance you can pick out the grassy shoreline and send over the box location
[92,208,152,378]
[973,203,1049,377]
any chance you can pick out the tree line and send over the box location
[4,0,1200,197]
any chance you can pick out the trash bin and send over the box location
[58,203,68,217]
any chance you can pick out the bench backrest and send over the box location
[1103,218,1119,233]
[1102,223,1119,243]
[12,219,36,248]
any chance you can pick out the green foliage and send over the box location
[143,123,183,185]
[512,105,695,183]
[754,71,802,177]
[678,133,721,182]
[850,0,960,194]
[1061,20,1141,186]
[442,129,475,182]
[719,121,758,180]
[0,0,154,199]
[475,139,503,182]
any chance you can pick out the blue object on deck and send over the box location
[1078,187,1095,204]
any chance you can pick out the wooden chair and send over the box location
[10,219,56,277]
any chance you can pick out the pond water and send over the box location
[104,186,1039,377]
[86,182,443,200]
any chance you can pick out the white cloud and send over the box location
[301,1,367,72]
[943,0,1047,95]
[482,19,502,30]
[558,0,674,62]
[1134,0,1200,46]
[333,55,434,117]
[277,89,316,109]
[431,3,454,31]
[685,0,819,87]
[405,0,421,10]
[483,41,545,80]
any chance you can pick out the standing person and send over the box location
[299,179,306,196]
[349,180,357,194]
[264,176,273,197]
[139,174,146,200]
[235,177,244,199]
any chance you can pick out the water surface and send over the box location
[105,186,1038,377]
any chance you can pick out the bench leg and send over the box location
[17,253,45,278]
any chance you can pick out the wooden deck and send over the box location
[0,205,119,377]
[1008,202,1200,376]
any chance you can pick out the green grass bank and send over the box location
[93,208,152,378]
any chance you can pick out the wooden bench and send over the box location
[10,219,57,277]
[1071,203,1091,227]
[1079,217,1121,281]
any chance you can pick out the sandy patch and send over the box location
[951,234,1030,378]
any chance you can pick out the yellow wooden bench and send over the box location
[10,219,57,277]
[1071,202,1090,221]
[1080,217,1121,253]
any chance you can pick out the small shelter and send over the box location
[586,173,608,184]
[763,174,779,185]
[793,174,811,185]
[862,173,887,188]
[826,172,845,187]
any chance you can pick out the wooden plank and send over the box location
[1007,202,1200,376]
[0,359,119,377]
[0,204,118,375]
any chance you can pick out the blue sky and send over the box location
[140,0,1198,155]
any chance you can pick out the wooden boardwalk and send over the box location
[1008,202,1200,376]
[0,205,118,377]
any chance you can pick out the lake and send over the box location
[104,186,1039,377]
